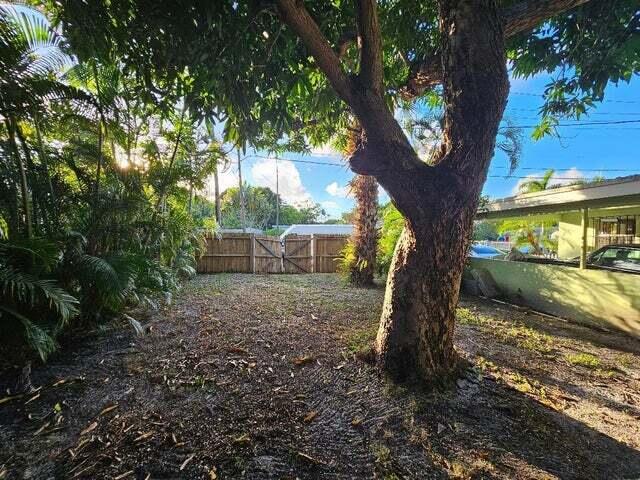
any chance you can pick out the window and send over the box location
[592,215,638,248]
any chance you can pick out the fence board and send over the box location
[314,235,348,273]
[284,235,313,273]
[254,236,282,273]
[197,234,253,273]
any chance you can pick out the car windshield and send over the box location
[592,247,640,271]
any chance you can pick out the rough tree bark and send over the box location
[345,127,378,287]
[276,0,588,383]
[350,174,378,286]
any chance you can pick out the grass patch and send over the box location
[347,322,379,355]
[566,352,601,369]
[457,308,553,354]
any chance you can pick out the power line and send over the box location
[506,119,640,128]
[510,91,640,104]
[506,107,640,116]
[490,166,640,172]
[247,153,634,180]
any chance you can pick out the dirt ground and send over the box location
[1,273,639,479]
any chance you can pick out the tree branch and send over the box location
[403,0,592,98]
[355,0,384,94]
[276,0,354,104]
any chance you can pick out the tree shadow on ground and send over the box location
[402,372,640,479]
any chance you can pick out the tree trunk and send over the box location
[213,164,222,225]
[350,174,378,286]
[375,194,478,382]
[276,0,509,383]
[371,0,509,383]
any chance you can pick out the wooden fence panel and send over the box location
[284,235,313,273]
[196,233,349,274]
[254,236,282,273]
[314,235,348,273]
[197,234,253,273]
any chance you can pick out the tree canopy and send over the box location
[47,1,639,149]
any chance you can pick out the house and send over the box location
[470,175,640,337]
[478,175,640,261]
[279,224,354,239]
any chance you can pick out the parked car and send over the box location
[571,244,640,273]
[469,244,506,259]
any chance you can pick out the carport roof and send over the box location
[477,175,640,220]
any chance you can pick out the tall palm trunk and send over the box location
[350,174,378,286]
[213,164,222,225]
[345,127,378,286]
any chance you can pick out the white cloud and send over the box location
[326,181,352,198]
[251,157,314,208]
[320,200,342,216]
[512,167,586,195]
[203,165,239,199]
[311,143,340,157]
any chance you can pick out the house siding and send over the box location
[558,206,640,259]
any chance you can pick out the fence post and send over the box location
[311,235,315,273]
[250,234,256,273]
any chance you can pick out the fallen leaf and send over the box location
[297,451,325,464]
[437,423,446,434]
[228,346,249,355]
[303,411,318,423]
[351,417,363,427]
[114,470,134,480]
[233,433,250,444]
[133,431,153,442]
[209,467,218,479]
[0,394,22,405]
[180,454,195,471]
[33,421,51,436]
[80,422,97,436]
[293,355,314,366]
[24,392,40,404]
[99,404,118,416]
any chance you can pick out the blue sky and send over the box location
[209,73,640,220]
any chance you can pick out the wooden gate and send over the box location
[253,236,282,273]
[283,235,313,273]
[197,233,349,274]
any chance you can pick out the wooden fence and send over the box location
[197,233,348,274]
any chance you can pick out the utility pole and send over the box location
[275,158,280,231]
[237,148,246,232]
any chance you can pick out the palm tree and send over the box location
[0,4,74,239]
[518,169,555,194]
[344,126,378,286]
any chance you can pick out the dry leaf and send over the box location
[303,411,318,423]
[80,422,97,436]
[293,355,314,366]
[233,433,250,444]
[228,346,249,355]
[351,417,363,427]
[99,404,118,416]
[24,392,40,404]
[0,394,22,405]
[133,431,153,442]
[297,451,325,464]
[209,467,218,479]
[114,470,134,480]
[180,454,195,471]
[33,421,51,436]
